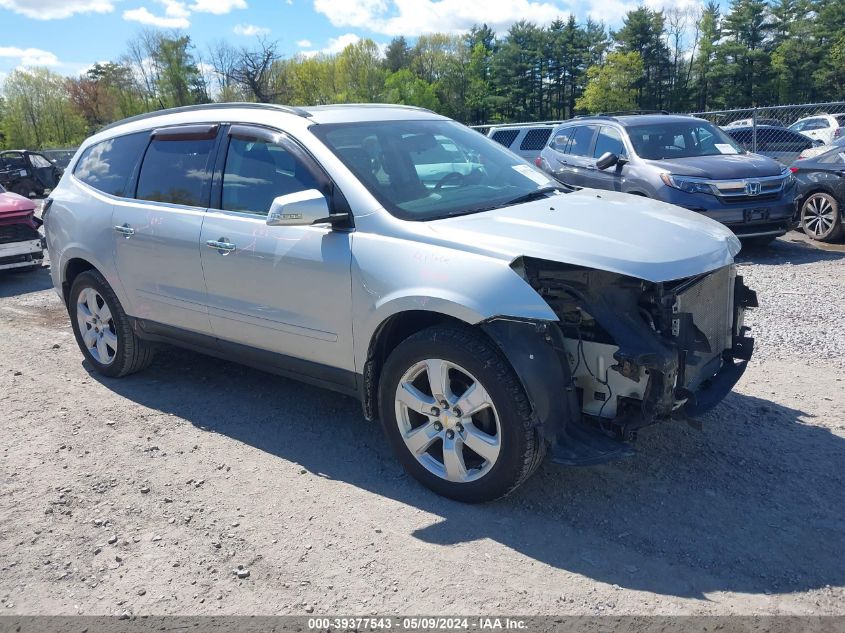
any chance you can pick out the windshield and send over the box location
[628,120,745,160]
[311,119,561,221]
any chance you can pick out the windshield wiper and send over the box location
[502,185,570,206]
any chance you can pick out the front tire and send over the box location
[68,270,154,377]
[378,325,544,503]
[801,192,843,242]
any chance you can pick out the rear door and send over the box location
[112,124,218,334]
[198,124,354,380]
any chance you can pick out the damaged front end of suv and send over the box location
[484,257,757,466]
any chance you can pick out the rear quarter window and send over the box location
[74,132,150,197]
[490,129,520,149]
[519,128,553,151]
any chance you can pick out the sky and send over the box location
[0,0,709,83]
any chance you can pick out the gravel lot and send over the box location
[0,233,843,617]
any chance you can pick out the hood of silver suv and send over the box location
[425,189,741,283]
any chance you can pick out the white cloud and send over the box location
[313,0,567,36]
[0,0,113,19]
[123,0,191,28]
[233,23,270,36]
[123,6,190,27]
[300,33,362,58]
[190,0,247,14]
[0,46,61,67]
[296,39,312,48]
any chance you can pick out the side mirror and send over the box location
[595,152,620,170]
[266,189,332,227]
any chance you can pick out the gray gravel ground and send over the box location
[0,233,843,617]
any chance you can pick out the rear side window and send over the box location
[136,136,215,207]
[567,126,598,157]
[74,133,149,197]
[491,129,519,148]
[593,127,626,158]
[519,128,553,151]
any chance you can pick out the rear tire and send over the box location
[801,192,843,242]
[378,325,545,503]
[68,270,154,378]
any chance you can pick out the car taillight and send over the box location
[835,128,842,139]
[789,167,799,173]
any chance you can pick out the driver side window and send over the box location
[222,136,319,216]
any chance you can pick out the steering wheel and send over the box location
[435,171,465,190]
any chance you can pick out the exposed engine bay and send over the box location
[508,256,757,441]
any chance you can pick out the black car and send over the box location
[0,150,64,198]
[791,146,845,242]
[725,125,820,166]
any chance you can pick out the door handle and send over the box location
[206,238,236,253]
[114,224,135,238]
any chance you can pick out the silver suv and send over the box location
[45,103,757,503]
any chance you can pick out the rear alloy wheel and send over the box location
[379,325,544,503]
[69,270,155,377]
[801,192,844,242]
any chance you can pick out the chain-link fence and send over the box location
[690,102,845,164]
[475,101,845,165]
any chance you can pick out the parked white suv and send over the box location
[45,103,756,502]
[789,114,845,145]
[487,124,556,161]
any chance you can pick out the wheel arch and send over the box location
[361,309,475,421]
[798,185,841,208]
[62,257,98,304]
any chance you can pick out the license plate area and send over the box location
[743,208,769,223]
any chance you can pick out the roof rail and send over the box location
[596,110,674,116]
[98,102,312,133]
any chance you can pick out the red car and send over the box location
[0,183,45,272]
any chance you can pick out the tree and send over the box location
[2,68,86,148]
[335,39,385,102]
[229,38,282,103]
[691,2,721,110]
[384,36,411,73]
[384,69,440,110]
[710,0,776,107]
[614,7,671,109]
[576,51,644,114]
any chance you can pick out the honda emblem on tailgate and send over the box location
[744,180,762,196]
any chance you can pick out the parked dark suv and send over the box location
[536,113,798,244]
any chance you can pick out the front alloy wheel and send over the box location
[379,325,545,503]
[395,359,502,483]
[801,192,843,242]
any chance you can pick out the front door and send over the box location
[560,125,599,188]
[583,126,627,192]
[199,125,354,381]
[112,125,218,334]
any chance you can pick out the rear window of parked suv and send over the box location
[74,132,149,197]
